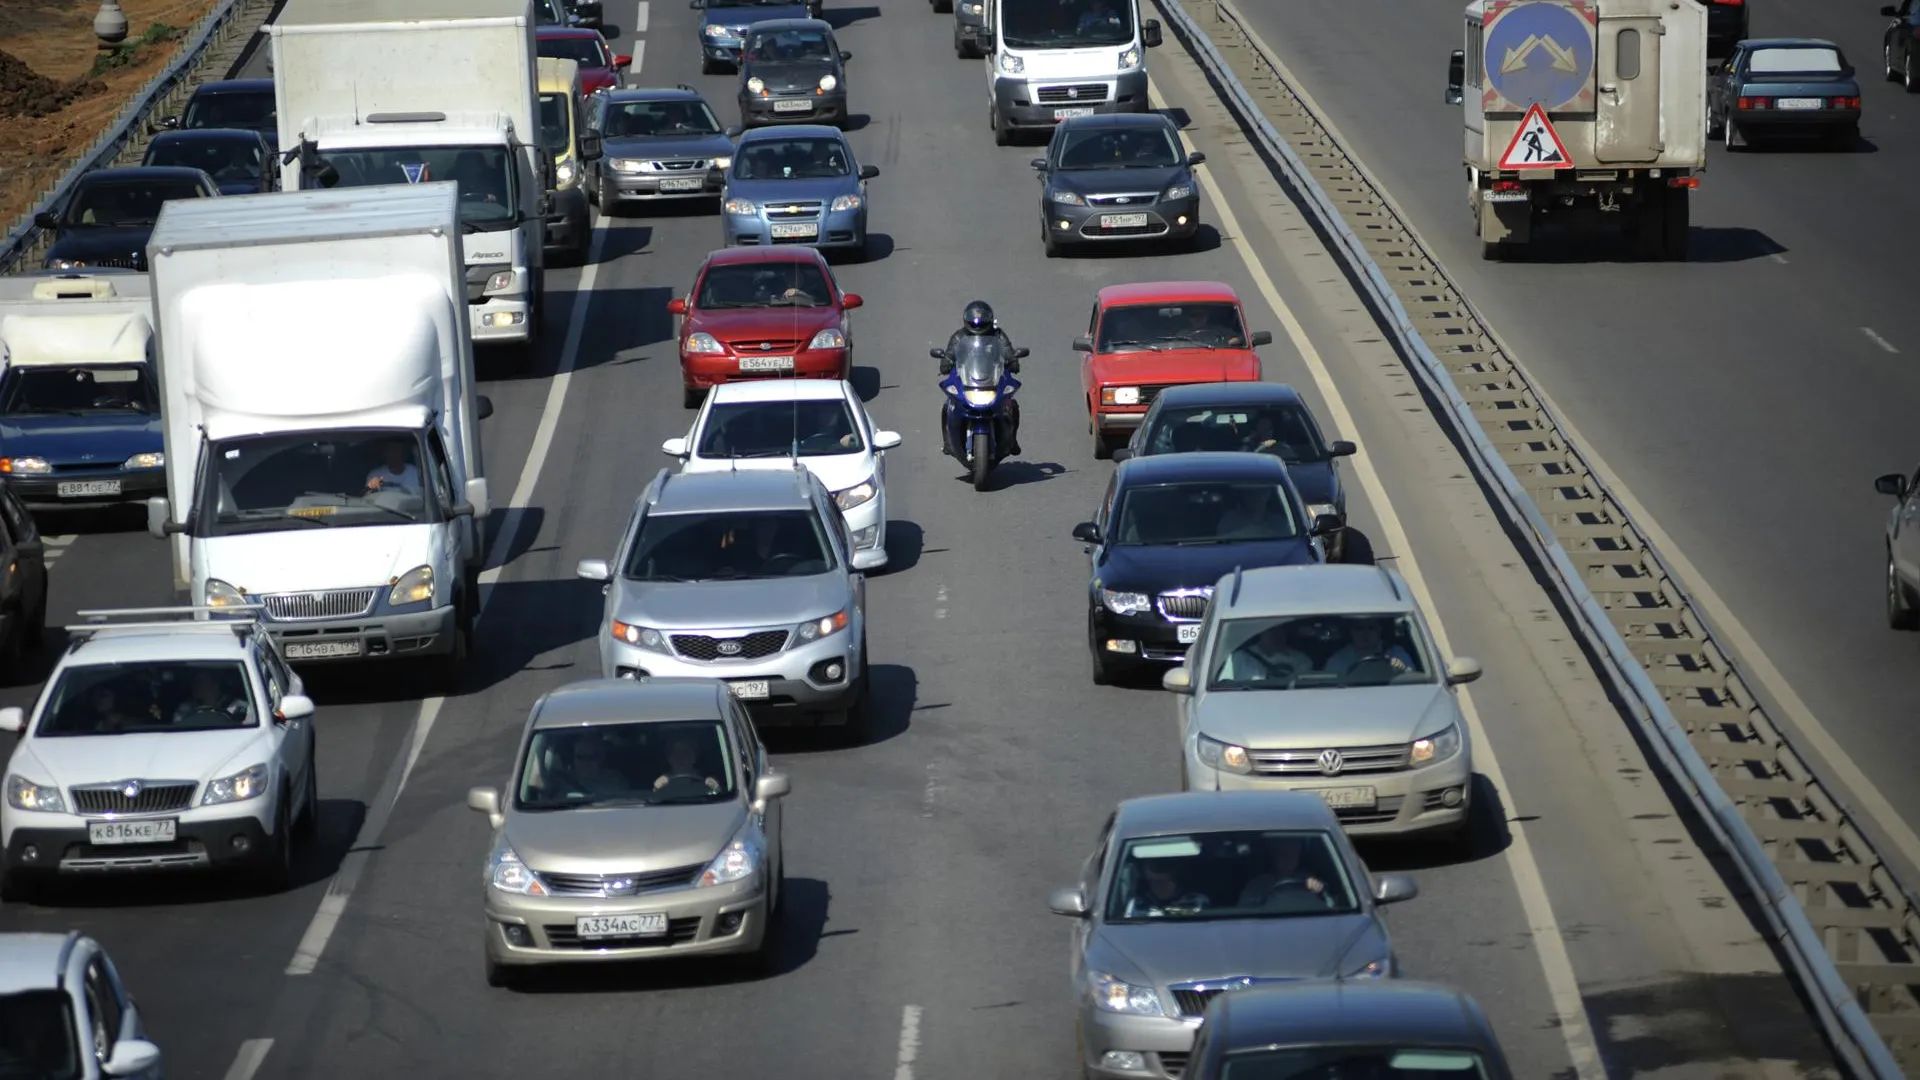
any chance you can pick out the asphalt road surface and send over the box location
[0,1,1846,1077]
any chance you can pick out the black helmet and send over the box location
[962,301,994,334]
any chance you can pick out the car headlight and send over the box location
[201,763,268,805]
[1100,386,1141,406]
[205,578,248,610]
[1000,52,1024,74]
[724,197,757,215]
[818,74,837,91]
[796,608,849,642]
[834,480,875,510]
[850,523,879,548]
[1100,588,1150,616]
[1089,971,1165,1016]
[698,826,764,887]
[962,1,982,13]
[555,158,577,188]
[1410,724,1461,765]
[962,388,997,407]
[612,157,644,173]
[1048,188,1084,206]
[829,193,862,212]
[610,619,669,652]
[0,457,51,475]
[1119,46,1141,69]
[1195,733,1253,775]
[388,564,434,606]
[1162,182,1193,201]
[808,327,847,350]
[747,76,766,94]
[712,154,732,169]
[46,258,85,270]
[703,23,729,37]
[489,843,548,895]
[685,331,725,354]
[123,452,164,469]
[6,775,65,814]
[485,270,514,293]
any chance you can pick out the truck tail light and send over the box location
[1666,176,1699,188]
[1737,96,1766,110]
[1710,0,1743,7]
[1491,179,1524,192]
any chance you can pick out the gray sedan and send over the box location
[1709,38,1863,150]
[1032,113,1204,257]
[721,125,878,259]
[1049,791,1418,1080]
[586,88,736,210]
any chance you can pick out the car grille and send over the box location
[670,629,790,661]
[1172,988,1222,1017]
[1085,192,1160,207]
[1156,589,1212,621]
[70,781,197,815]
[1334,795,1405,826]
[543,917,702,949]
[260,588,379,621]
[650,158,710,171]
[1157,1051,1189,1079]
[1036,82,1109,104]
[1249,743,1411,776]
[722,336,807,354]
[538,862,705,896]
[763,200,823,221]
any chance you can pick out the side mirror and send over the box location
[1329,440,1357,458]
[928,347,947,360]
[1249,330,1273,347]
[615,54,633,67]
[1446,49,1465,105]
[1071,521,1101,543]
[101,1038,162,1078]
[842,292,864,309]
[1030,157,1048,170]
[33,210,58,231]
[839,50,853,61]
[464,477,491,518]
[1110,447,1133,462]
[1310,513,1341,537]
[580,131,604,160]
[1048,886,1090,917]
[576,558,613,582]
[1186,151,1206,166]
[754,769,791,802]
[1446,657,1483,686]
[476,394,495,421]
[852,548,886,571]
[859,164,880,180]
[0,707,23,733]
[145,496,176,539]
[873,430,902,450]
[153,115,181,132]
[1142,19,1163,47]
[1875,472,1909,498]
[1372,873,1419,905]
[467,785,505,828]
[1071,336,1093,353]
[667,298,689,315]
[276,694,315,721]
[1163,666,1193,694]
[662,436,690,457]
[725,124,744,138]
[976,29,994,50]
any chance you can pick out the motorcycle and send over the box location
[933,335,1029,490]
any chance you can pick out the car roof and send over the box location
[531,678,728,729]
[80,166,213,185]
[1116,451,1289,485]
[1741,37,1840,50]
[651,466,816,515]
[1113,790,1340,838]
[1216,564,1414,618]
[1098,281,1242,306]
[0,932,85,994]
[537,25,605,38]
[1057,112,1175,132]
[191,78,273,95]
[603,86,706,103]
[1208,980,1492,1049]
[738,123,844,142]
[59,626,255,666]
[709,378,850,404]
[700,245,829,269]
[1152,381,1306,409]
[745,17,832,32]
[148,128,264,147]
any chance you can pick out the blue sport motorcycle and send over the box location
[933,336,1029,490]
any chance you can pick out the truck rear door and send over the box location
[1596,15,1663,163]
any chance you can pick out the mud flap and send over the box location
[1478,195,1530,245]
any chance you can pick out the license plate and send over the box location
[773,99,813,113]
[285,640,363,659]
[729,679,770,700]
[1100,213,1150,228]
[1176,624,1201,644]
[576,912,668,939]
[769,222,818,238]
[659,177,704,192]
[1775,97,1822,110]
[738,356,794,372]
[57,480,121,497]
[1310,786,1378,809]
[88,818,177,845]
[1482,189,1528,203]
[1053,107,1095,119]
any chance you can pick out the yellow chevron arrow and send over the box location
[1500,34,1541,74]
[1541,35,1579,72]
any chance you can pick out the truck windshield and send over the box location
[1000,0,1135,49]
[320,145,519,229]
[538,93,572,155]
[198,429,443,537]
[0,364,158,417]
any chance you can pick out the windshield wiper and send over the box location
[651,792,727,805]
[730,448,797,458]
[222,509,333,527]
[1102,339,1153,350]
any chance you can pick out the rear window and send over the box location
[1748,46,1844,73]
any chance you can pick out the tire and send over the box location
[1888,550,1919,631]
[433,598,471,694]
[970,430,992,490]
[1042,218,1062,258]
[992,104,1012,146]
[1090,423,1112,461]
[700,56,720,76]
[1631,189,1665,261]
[253,797,294,893]
[1726,115,1748,151]
[1706,100,1725,140]
[294,755,320,839]
[833,644,873,744]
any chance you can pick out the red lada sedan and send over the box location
[668,247,863,408]
[536,27,629,97]
[1077,281,1272,458]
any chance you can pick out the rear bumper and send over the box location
[1730,105,1859,128]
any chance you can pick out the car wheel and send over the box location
[433,597,471,694]
[1888,43,1900,81]
[1724,114,1747,151]
[1043,218,1062,258]
[1888,550,1919,630]
[1090,423,1112,460]
[700,56,719,75]
[992,104,1011,146]
[834,643,873,745]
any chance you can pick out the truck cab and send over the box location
[537,57,601,264]
[977,0,1162,146]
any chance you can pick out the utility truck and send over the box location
[269,0,552,365]
[1446,0,1706,261]
[143,183,493,686]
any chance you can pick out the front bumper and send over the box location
[1043,193,1200,245]
[1730,104,1859,130]
[471,296,534,344]
[544,185,590,251]
[1092,406,1148,436]
[485,873,769,966]
[600,628,863,723]
[1182,740,1472,838]
[4,810,273,876]
[840,496,886,566]
[992,70,1149,130]
[681,346,849,389]
[741,91,848,126]
[259,603,459,664]
[1081,1007,1200,1080]
[1091,606,1198,665]
[701,37,744,64]
[6,468,165,510]
[723,206,867,250]
[601,164,725,201]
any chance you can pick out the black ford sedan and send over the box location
[37,166,219,272]
[1183,981,1515,1080]
[1033,112,1204,257]
[1709,38,1862,150]
[737,19,851,129]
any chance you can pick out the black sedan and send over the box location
[154,78,278,154]
[1696,0,1749,59]
[1885,0,1920,90]
[37,166,219,272]
[1184,981,1515,1080]
[1114,381,1358,560]
[737,20,851,129]
[1072,452,1337,685]
[1032,111,1204,257]
[1709,38,1862,150]
[141,128,276,194]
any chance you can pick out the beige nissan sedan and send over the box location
[467,678,791,987]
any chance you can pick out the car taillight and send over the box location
[1710,0,1742,7]
[1830,95,1861,109]
[1737,96,1767,109]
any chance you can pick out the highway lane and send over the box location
[1219,0,1920,874]
[1,0,1838,1076]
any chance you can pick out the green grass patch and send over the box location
[87,23,185,79]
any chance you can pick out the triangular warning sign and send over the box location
[1498,103,1571,170]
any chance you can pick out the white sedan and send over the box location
[662,378,899,571]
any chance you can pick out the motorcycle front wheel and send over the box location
[971,430,991,490]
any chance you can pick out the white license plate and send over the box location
[88,818,177,845]
[738,356,795,372]
[1310,786,1378,809]
[769,222,818,238]
[285,640,363,659]
[576,912,668,939]
[1482,189,1528,203]
[1774,97,1822,110]
[773,99,813,113]
[729,679,770,699]
[57,480,121,497]
[659,177,704,192]
[1177,624,1201,644]
[1053,107,1096,119]
[1100,213,1150,228]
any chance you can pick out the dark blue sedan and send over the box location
[1709,38,1863,150]
[0,346,165,513]
[142,128,276,195]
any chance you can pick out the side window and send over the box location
[1096,474,1118,531]
[1087,303,1099,335]
[426,430,456,505]
[1465,21,1484,88]
[83,957,120,1055]
[1616,29,1641,80]
[254,643,285,708]
[1080,812,1115,894]
[0,489,37,546]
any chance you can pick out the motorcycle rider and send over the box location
[938,300,1022,457]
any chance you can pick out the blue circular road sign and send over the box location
[1484,2,1593,110]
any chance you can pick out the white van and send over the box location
[979,0,1163,145]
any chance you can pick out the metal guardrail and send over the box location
[0,0,280,275]
[1151,0,1919,1075]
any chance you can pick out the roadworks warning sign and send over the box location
[1498,103,1571,169]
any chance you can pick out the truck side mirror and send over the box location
[464,477,491,518]
[145,497,182,538]
[976,29,994,50]
[580,131,604,160]
[1446,49,1465,105]
[1142,19,1162,48]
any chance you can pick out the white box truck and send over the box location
[269,0,551,366]
[143,183,493,685]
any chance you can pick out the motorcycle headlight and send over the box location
[1195,733,1253,775]
[818,74,837,91]
[612,157,644,173]
[1119,46,1141,69]
[1100,589,1150,616]
[6,774,65,814]
[1000,52,1024,74]
[1048,188,1084,206]
[1089,971,1165,1016]
[610,619,669,652]
[809,327,847,350]
[0,457,51,475]
[204,578,248,610]
[698,828,763,887]
[723,198,757,215]
[796,608,849,642]
[829,193,862,212]
[489,843,548,895]
[123,452,164,469]
[1162,182,1193,201]
[685,331,725,354]
[555,158,577,188]
[1410,724,1462,765]
[201,763,268,805]
[834,480,875,510]
[963,388,997,407]
[388,564,434,606]
[1100,386,1141,406]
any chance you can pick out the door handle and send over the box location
[1599,83,1617,93]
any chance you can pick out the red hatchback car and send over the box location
[668,247,864,408]
[535,27,629,96]
[1076,281,1272,458]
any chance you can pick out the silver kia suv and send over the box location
[576,464,872,739]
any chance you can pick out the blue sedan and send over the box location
[719,125,879,260]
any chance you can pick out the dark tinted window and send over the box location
[0,989,82,1080]
[64,178,208,226]
[734,137,850,179]
[0,364,157,416]
[518,719,736,809]
[698,400,862,458]
[321,145,516,225]
[1105,829,1358,922]
[1057,125,1180,169]
[1001,0,1134,48]
[1111,481,1300,544]
[538,35,610,66]
[745,28,836,63]
[1097,302,1246,351]
[624,509,833,580]
[37,660,256,736]
[1145,403,1325,461]
[538,93,572,154]
[695,261,832,308]
[182,90,275,131]
[143,136,264,183]
[600,99,723,137]
[1221,1049,1491,1080]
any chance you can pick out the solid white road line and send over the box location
[1861,326,1898,354]
[222,1039,274,1080]
[284,211,616,977]
[634,0,651,33]
[1149,80,1608,1080]
[893,1005,923,1080]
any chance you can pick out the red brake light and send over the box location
[1491,179,1524,192]
[1711,0,1743,7]
[1830,96,1861,109]
[1737,96,1766,109]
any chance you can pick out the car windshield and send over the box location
[624,508,835,581]
[698,399,862,459]
[0,989,81,1080]
[1207,614,1433,691]
[1057,126,1181,169]
[62,177,207,227]
[746,28,836,63]
[602,98,724,137]
[321,145,518,227]
[35,660,255,736]
[143,136,264,183]
[1112,481,1300,545]
[734,137,851,179]
[1098,302,1246,352]
[182,91,275,132]
[516,719,737,810]
[696,260,832,308]
[0,364,157,417]
[538,93,572,154]
[1001,0,1135,48]
[539,35,610,66]
[1145,405,1326,462]
[1221,1049,1492,1079]
[1105,829,1358,922]
[198,430,439,537]
[1747,46,1845,74]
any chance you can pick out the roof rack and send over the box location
[64,605,266,643]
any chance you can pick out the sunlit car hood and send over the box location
[15,728,270,791]
[1091,350,1260,384]
[727,174,860,202]
[616,573,850,630]
[1050,164,1187,198]
[1099,539,1318,596]
[1091,913,1381,985]
[686,305,841,342]
[0,414,162,465]
[505,800,745,875]
[1195,684,1458,749]
[603,132,735,162]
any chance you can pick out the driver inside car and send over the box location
[652,734,721,793]
[1324,618,1414,678]
[1125,860,1211,917]
[171,669,248,725]
[1236,836,1327,907]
